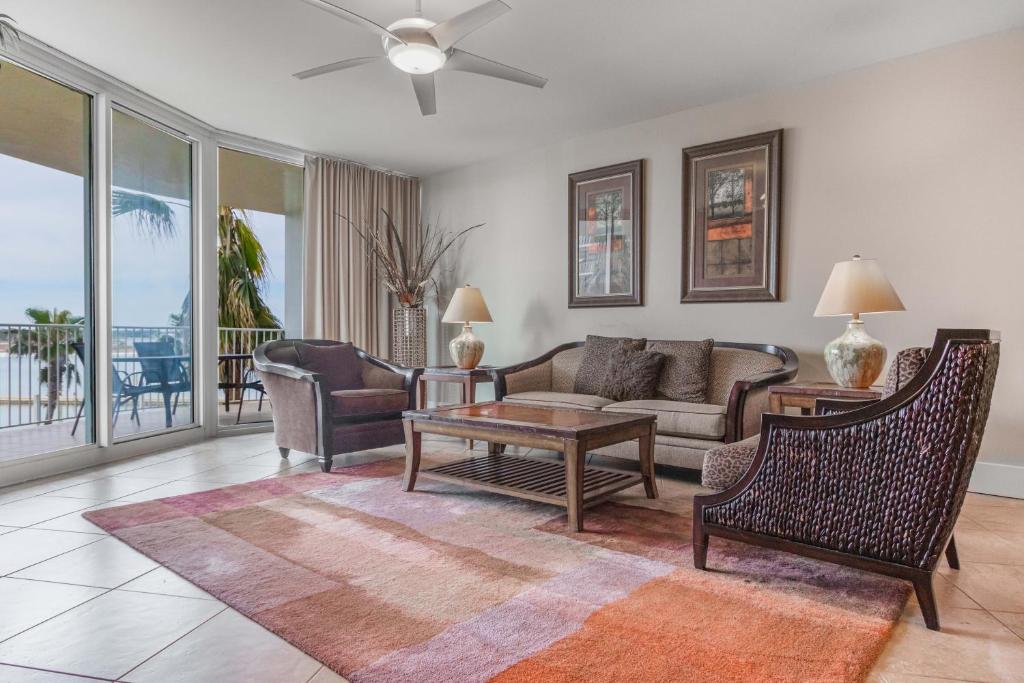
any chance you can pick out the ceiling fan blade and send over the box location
[411,73,437,116]
[293,56,382,80]
[298,0,405,44]
[428,0,510,50]
[444,49,547,89]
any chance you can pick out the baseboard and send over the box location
[969,461,1024,499]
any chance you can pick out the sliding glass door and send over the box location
[0,60,93,460]
[110,109,194,439]
[216,148,301,427]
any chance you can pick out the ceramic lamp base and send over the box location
[449,325,485,369]
[824,319,886,388]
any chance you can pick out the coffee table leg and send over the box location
[564,439,584,532]
[402,419,421,492]
[639,423,658,499]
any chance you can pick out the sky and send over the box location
[0,154,286,328]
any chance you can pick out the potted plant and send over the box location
[345,209,482,366]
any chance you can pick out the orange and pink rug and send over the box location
[85,458,908,682]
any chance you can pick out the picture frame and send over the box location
[681,129,782,303]
[568,159,644,308]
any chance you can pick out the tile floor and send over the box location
[0,432,1021,682]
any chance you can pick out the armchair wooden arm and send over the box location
[693,329,1000,631]
[719,342,799,442]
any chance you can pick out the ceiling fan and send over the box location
[294,0,547,116]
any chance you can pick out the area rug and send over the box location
[85,457,908,682]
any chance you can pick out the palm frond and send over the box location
[0,14,20,52]
[112,189,177,239]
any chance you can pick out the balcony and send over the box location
[0,323,284,462]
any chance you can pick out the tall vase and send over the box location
[391,306,427,368]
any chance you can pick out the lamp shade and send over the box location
[442,285,493,324]
[814,256,905,317]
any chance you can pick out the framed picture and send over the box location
[681,129,782,302]
[568,159,644,308]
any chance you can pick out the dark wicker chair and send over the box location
[254,339,421,472]
[693,329,1000,631]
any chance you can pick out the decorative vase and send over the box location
[391,306,426,367]
[449,324,485,369]
[823,318,886,388]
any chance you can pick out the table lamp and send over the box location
[442,284,493,369]
[814,255,905,388]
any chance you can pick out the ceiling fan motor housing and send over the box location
[383,17,448,74]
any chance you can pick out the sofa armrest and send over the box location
[491,342,582,401]
[721,353,798,443]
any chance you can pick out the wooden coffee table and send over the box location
[402,401,657,532]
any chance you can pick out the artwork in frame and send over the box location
[568,159,644,308]
[681,129,782,302]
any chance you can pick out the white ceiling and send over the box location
[5,0,1024,176]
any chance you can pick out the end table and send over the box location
[416,366,495,449]
[768,381,882,416]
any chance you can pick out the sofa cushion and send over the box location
[331,388,408,417]
[648,339,714,403]
[573,335,646,396]
[599,347,665,401]
[604,399,726,439]
[702,435,760,490]
[295,342,364,393]
[503,391,615,410]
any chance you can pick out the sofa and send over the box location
[253,339,421,473]
[491,339,798,469]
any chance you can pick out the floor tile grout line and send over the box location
[115,606,229,681]
[0,661,118,681]
[0,534,108,579]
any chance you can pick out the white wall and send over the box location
[423,29,1024,494]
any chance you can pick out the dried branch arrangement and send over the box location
[341,209,483,307]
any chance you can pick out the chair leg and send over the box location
[692,500,709,570]
[945,533,960,570]
[71,400,85,436]
[912,572,940,631]
[318,456,333,473]
[235,390,245,425]
[257,391,265,412]
[278,447,290,459]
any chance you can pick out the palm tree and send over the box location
[5,308,84,424]
[112,189,177,239]
[218,206,280,330]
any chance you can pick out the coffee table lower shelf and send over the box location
[419,453,644,507]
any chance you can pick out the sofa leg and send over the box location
[319,456,333,473]
[278,447,290,459]
[945,533,960,570]
[693,537,708,570]
[912,573,940,631]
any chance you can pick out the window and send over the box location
[110,109,194,439]
[0,60,93,460]
[216,148,302,426]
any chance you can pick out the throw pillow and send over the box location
[573,334,647,395]
[648,339,714,402]
[599,347,666,402]
[294,342,364,393]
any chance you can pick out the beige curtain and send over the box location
[303,156,421,357]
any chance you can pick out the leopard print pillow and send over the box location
[599,347,666,402]
[574,335,646,395]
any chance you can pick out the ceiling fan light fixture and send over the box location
[387,42,447,74]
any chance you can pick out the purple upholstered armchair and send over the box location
[693,329,1000,631]
[254,339,421,473]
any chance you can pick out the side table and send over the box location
[768,381,882,415]
[416,366,495,449]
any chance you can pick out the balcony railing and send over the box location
[0,323,284,430]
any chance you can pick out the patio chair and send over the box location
[70,341,147,435]
[692,329,1000,631]
[133,340,191,427]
